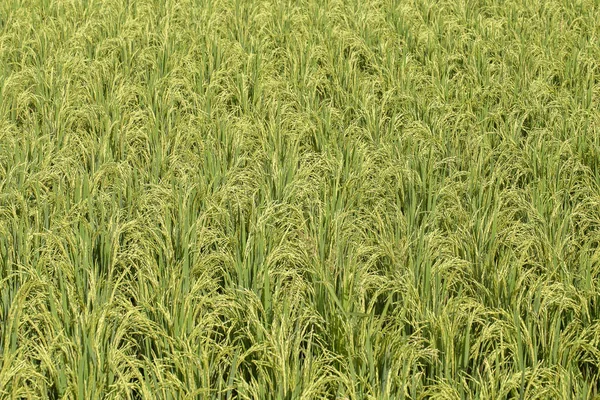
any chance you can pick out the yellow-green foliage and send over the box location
[1,0,600,398]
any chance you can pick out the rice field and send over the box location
[1,0,600,398]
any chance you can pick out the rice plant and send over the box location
[1,0,599,398]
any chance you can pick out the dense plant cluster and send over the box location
[1,0,599,398]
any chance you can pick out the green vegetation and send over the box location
[1,0,599,398]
